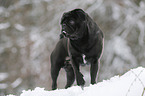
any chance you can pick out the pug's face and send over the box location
[61,9,86,40]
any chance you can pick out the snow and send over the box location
[7,67,145,96]
[11,78,22,88]
[0,22,10,30]
[0,73,9,81]
[0,73,9,89]
[0,83,8,89]
[14,24,25,31]
[113,36,137,65]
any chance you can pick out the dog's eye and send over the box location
[69,20,75,25]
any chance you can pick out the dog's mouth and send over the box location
[70,35,78,40]
[62,31,78,40]
[62,31,68,37]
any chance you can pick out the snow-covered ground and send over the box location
[8,67,145,96]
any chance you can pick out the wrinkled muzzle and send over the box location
[61,30,79,40]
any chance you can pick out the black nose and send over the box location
[62,25,66,30]
[62,23,66,27]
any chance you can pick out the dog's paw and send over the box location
[52,83,57,90]
[77,73,85,86]
[80,85,84,90]
[78,78,85,86]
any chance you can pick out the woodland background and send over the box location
[0,0,145,95]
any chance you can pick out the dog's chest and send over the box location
[82,54,87,64]
[65,54,89,66]
[81,54,90,66]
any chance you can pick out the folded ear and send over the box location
[74,9,86,21]
[61,12,68,24]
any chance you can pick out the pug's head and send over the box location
[60,9,87,40]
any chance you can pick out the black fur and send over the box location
[51,9,104,90]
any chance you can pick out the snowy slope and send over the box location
[8,67,145,96]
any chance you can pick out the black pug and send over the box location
[50,9,104,90]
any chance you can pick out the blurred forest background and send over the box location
[0,0,145,95]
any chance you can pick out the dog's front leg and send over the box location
[90,58,99,84]
[71,56,85,87]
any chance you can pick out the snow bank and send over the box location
[8,67,145,96]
